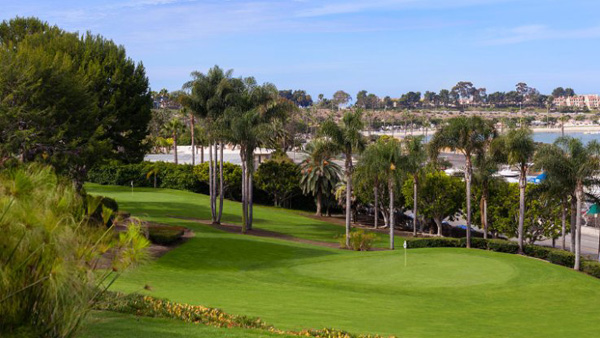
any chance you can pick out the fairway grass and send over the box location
[85,184,600,337]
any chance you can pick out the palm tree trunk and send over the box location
[173,133,178,165]
[575,184,583,271]
[465,156,472,249]
[241,151,247,233]
[345,153,352,248]
[518,171,526,254]
[389,177,395,250]
[570,197,577,253]
[561,198,567,250]
[373,185,379,229]
[201,146,204,163]
[217,142,224,223]
[413,176,418,236]
[154,174,157,189]
[191,115,195,166]
[208,142,216,222]
[249,169,254,229]
[316,189,322,216]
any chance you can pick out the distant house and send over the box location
[554,94,600,109]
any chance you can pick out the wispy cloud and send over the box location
[484,24,600,45]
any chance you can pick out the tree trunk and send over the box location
[413,176,418,236]
[248,162,254,230]
[345,151,352,248]
[518,170,526,254]
[154,174,157,189]
[465,156,472,248]
[208,142,216,222]
[561,198,567,250]
[217,142,224,224]
[435,217,443,237]
[575,184,583,271]
[316,189,322,216]
[570,197,577,253]
[241,151,247,233]
[373,185,379,229]
[389,177,395,250]
[173,133,178,165]
[191,115,195,166]
[201,146,204,163]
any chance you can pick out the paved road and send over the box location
[537,226,600,260]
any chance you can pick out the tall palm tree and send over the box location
[320,110,366,247]
[379,138,404,249]
[497,127,536,254]
[184,65,235,224]
[472,140,501,239]
[429,116,496,248]
[404,135,427,235]
[535,137,600,270]
[162,118,185,165]
[300,139,342,216]
[227,77,294,232]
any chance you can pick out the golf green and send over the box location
[85,184,600,337]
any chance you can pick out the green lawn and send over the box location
[85,184,600,337]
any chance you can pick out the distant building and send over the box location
[554,94,600,109]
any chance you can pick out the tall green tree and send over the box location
[320,110,366,247]
[162,118,185,165]
[402,170,463,236]
[535,137,600,270]
[429,116,496,248]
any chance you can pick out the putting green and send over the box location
[85,184,600,338]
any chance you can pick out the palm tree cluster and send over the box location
[182,66,296,231]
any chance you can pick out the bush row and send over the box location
[95,291,392,338]
[405,237,595,275]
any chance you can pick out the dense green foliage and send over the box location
[0,165,148,337]
[0,17,151,184]
[147,225,186,245]
[255,160,302,207]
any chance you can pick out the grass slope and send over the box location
[85,184,600,337]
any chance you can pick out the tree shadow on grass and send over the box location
[156,236,337,271]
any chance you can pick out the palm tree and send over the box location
[379,138,404,249]
[145,163,160,188]
[319,110,366,247]
[497,127,536,254]
[227,77,294,232]
[162,118,185,165]
[535,137,600,270]
[300,139,342,216]
[429,116,496,248]
[404,135,427,235]
[184,65,235,224]
[472,141,501,239]
[355,142,387,229]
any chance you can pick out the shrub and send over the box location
[0,165,149,337]
[147,225,186,245]
[547,250,575,267]
[405,237,461,248]
[486,239,520,254]
[523,245,553,260]
[343,230,376,251]
[582,261,600,279]
[460,237,488,249]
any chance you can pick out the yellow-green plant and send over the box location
[0,164,149,337]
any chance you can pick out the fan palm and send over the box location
[300,139,342,216]
[319,110,366,247]
[429,116,496,248]
[535,137,600,270]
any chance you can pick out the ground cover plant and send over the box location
[84,184,600,338]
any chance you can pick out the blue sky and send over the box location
[3,0,600,98]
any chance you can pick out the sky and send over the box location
[2,0,600,99]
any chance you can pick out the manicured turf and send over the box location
[85,184,600,337]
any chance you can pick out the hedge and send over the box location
[405,237,598,279]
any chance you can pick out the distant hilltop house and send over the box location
[554,94,600,109]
